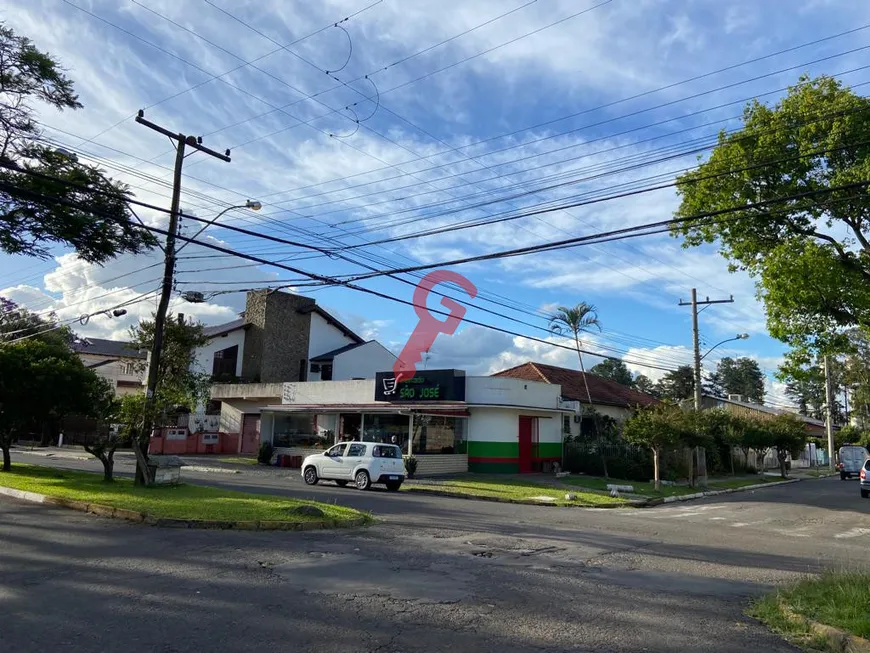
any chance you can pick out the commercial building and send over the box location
[216,369,572,475]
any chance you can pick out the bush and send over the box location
[563,443,653,482]
[404,455,418,478]
[257,442,274,465]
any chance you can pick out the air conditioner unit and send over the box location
[573,415,582,423]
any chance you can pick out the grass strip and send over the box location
[562,475,777,498]
[748,571,870,650]
[0,464,367,524]
[405,478,628,507]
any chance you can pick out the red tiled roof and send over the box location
[492,361,659,408]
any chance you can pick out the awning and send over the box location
[263,403,470,416]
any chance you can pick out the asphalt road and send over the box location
[4,452,870,652]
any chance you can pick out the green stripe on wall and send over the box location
[467,441,518,458]
[536,442,562,458]
[468,461,519,474]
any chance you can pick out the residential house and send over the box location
[491,361,659,438]
[72,338,145,397]
[697,393,831,437]
[151,289,397,455]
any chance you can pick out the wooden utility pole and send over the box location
[134,110,231,484]
[679,289,734,489]
[824,355,836,471]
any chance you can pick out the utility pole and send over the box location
[134,110,230,484]
[824,355,836,471]
[679,289,734,489]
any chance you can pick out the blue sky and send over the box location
[2,0,868,404]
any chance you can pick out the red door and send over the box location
[518,416,533,473]
[241,415,261,454]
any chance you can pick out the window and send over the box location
[363,413,410,448]
[201,434,218,444]
[212,345,238,380]
[347,443,367,457]
[326,443,347,457]
[272,414,327,448]
[373,445,401,459]
[298,358,307,381]
[122,361,137,375]
[320,364,333,381]
[411,415,467,454]
[563,415,571,434]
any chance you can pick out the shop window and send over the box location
[412,415,467,454]
[272,414,327,448]
[363,413,410,449]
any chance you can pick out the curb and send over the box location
[404,486,638,509]
[0,485,368,531]
[775,598,870,653]
[656,478,800,504]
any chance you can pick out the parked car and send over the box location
[837,445,869,480]
[301,441,405,491]
[861,460,870,499]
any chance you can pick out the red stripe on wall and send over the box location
[468,456,518,464]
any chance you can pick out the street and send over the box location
[3,454,870,652]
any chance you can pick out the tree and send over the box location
[778,350,844,423]
[0,339,111,471]
[127,315,209,484]
[842,329,870,429]
[0,296,73,347]
[623,403,690,489]
[632,374,659,397]
[768,413,809,478]
[84,393,141,483]
[0,24,155,262]
[655,365,695,401]
[709,357,765,404]
[672,75,870,351]
[589,358,634,386]
[694,408,736,474]
[742,416,775,473]
[549,303,607,475]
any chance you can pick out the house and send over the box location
[194,289,395,384]
[491,361,659,438]
[697,393,832,437]
[230,368,571,476]
[152,289,397,455]
[72,338,145,397]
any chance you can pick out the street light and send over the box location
[700,333,749,361]
[177,200,261,252]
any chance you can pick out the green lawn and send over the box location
[561,475,777,498]
[405,478,629,507]
[0,464,367,524]
[749,571,870,647]
[218,457,259,466]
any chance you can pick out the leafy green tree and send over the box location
[0,339,111,471]
[0,24,155,262]
[623,403,691,489]
[589,358,633,386]
[768,413,809,478]
[632,374,659,397]
[709,357,765,404]
[842,329,870,429]
[742,416,775,473]
[672,75,870,351]
[127,315,209,483]
[655,365,695,401]
[778,350,844,423]
[0,296,73,347]
[694,408,735,474]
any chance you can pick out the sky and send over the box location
[2,0,868,407]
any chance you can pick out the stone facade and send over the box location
[241,291,314,383]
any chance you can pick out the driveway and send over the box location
[4,452,869,652]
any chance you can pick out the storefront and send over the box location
[258,370,570,476]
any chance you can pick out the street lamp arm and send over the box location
[176,200,261,253]
[700,334,749,361]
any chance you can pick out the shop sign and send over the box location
[375,369,466,402]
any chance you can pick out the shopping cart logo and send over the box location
[382,376,398,395]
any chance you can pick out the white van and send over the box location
[837,445,869,480]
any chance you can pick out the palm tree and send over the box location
[549,303,608,476]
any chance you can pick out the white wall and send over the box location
[466,376,561,409]
[77,353,144,397]
[467,407,519,444]
[307,312,357,359]
[281,379,375,404]
[194,328,246,377]
[333,341,396,380]
[560,399,633,438]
